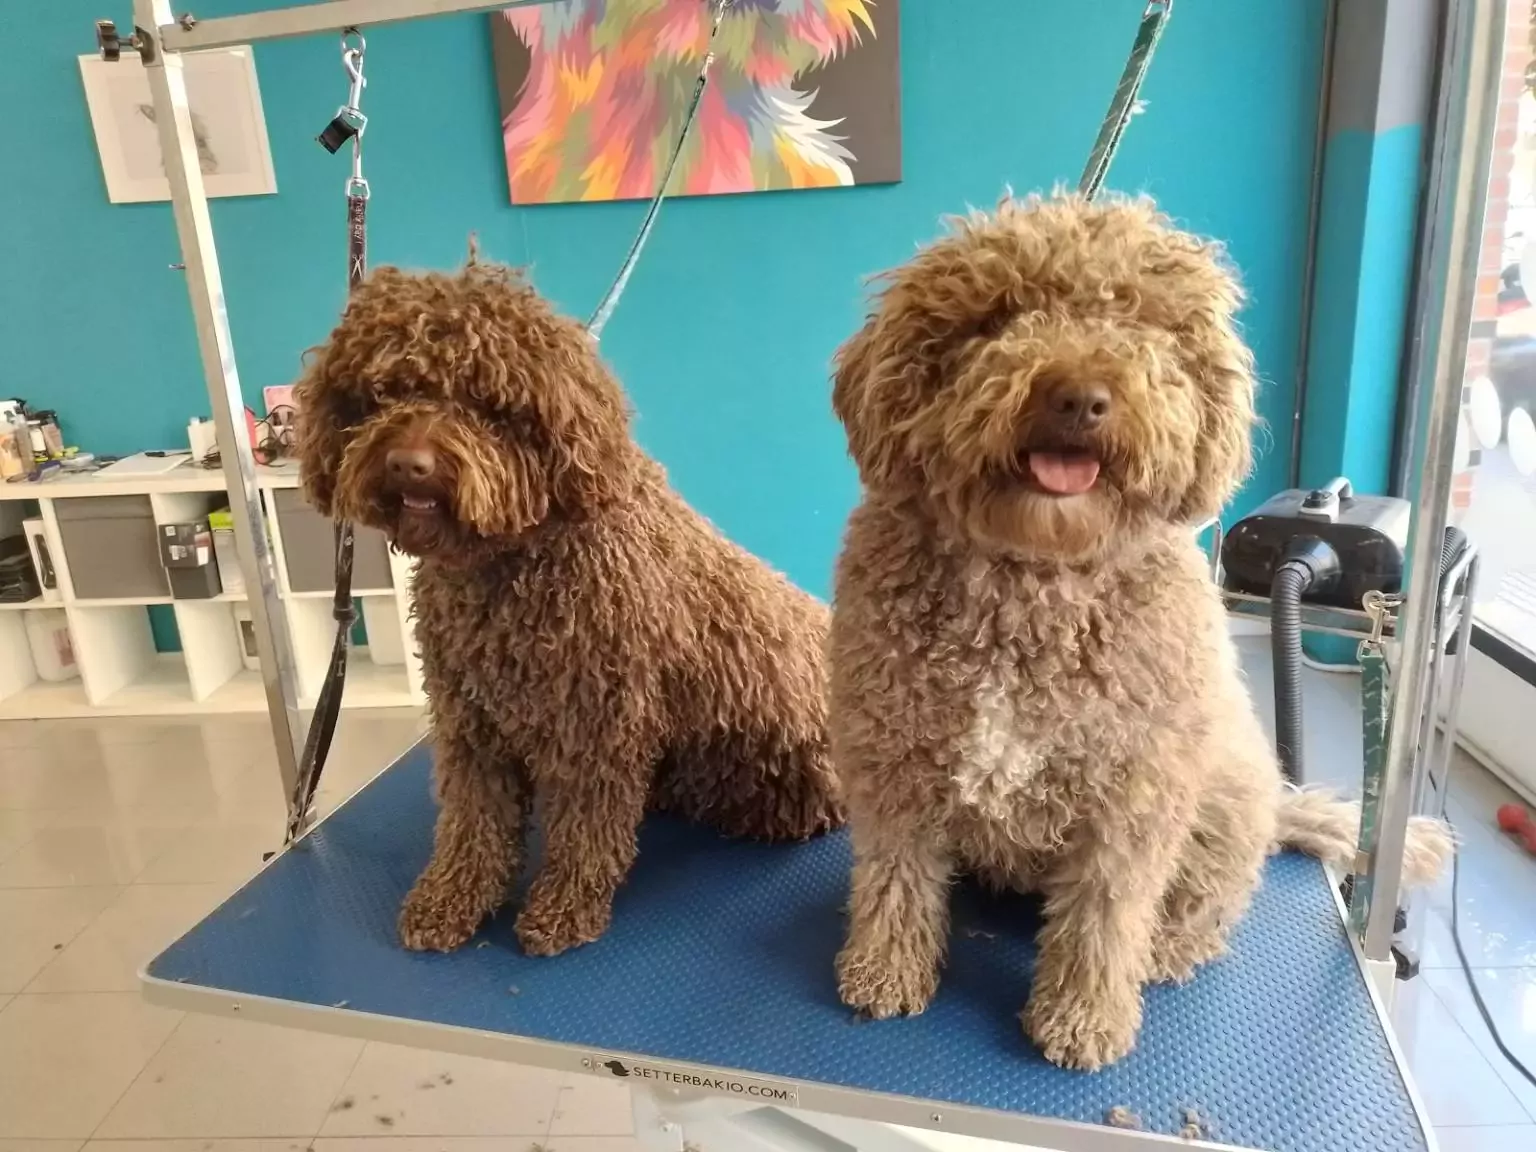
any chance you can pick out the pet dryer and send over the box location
[1222,478,1409,781]
[1220,477,1470,792]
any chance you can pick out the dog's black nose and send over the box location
[386,446,436,483]
[1050,382,1112,429]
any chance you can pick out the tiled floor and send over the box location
[0,710,640,1152]
[0,703,1533,1151]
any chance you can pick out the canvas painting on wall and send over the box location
[78,47,277,204]
[491,0,901,205]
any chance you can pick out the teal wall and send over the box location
[1301,124,1425,495]
[1296,0,1439,504]
[1,0,1329,600]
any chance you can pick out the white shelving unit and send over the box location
[0,464,423,719]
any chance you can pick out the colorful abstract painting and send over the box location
[490,0,901,204]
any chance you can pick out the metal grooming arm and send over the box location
[1360,0,1504,963]
[99,0,589,825]
[119,0,310,806]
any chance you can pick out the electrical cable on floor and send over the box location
[1301,654,1363,675]
[1447,820,1536,1089]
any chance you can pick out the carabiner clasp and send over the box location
[317,31,369,154]
[342,31,367,113]
[1360,589,1402,653]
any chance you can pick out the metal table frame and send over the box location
[142,741,1438,1152]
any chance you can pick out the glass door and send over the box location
[1451,1,1536,800]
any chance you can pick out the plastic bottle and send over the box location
[0,400,30,480]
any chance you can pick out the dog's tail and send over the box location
[1273,787,1454,886]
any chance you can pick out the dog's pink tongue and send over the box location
[1028,452,1100,495]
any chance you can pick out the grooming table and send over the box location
[145,743,1435,1152]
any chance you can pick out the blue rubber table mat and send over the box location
[149,744,1427,1152]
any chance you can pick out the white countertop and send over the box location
[0,460,305,500]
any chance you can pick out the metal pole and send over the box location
[1437,554,1479,811]
[1287,0,1339,489]
[1417,554,1479,818]
[1361,0,1504,960]
[136,0,305,805]
[161,0,560,52]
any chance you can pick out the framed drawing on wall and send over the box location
[491,0,901,205]
[78,47,277,204]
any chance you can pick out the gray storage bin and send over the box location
[54,496,170,599]
[273,489,393,593]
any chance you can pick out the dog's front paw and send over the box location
[1023,982,1143,1071]
[836,947,938,1019]
[515,882,612,957]
[398,878,485,953]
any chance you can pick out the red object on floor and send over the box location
[1496,803,1530,834]
[1496,804,1536,854]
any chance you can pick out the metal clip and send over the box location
[316,30,368,154]
[341,33,367,113]
[1360,589,1403,653]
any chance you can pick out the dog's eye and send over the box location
[333,391,372,427]
[975,310,1013,339]
[496,409,541,443]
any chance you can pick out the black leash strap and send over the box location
[1079,0,1173,200]
[290,517,356,842]
[288,33,369,844]
[346,191,367,288]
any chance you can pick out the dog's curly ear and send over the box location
[293,349,350,516]
[542,363,632,513]
[832,309,904,488]
[833,274,964,491]
[292,266,424,518]
[1174,272,1257,524]
[516,315,632,513]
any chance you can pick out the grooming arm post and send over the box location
[134,0,305,806]
[160,0,562,52]
[1360,0,1504,960]
[1431,553,1479,813]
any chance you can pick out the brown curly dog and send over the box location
[826,194,1451,1070]
[294,259,842,957]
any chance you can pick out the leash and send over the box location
[288,29,370,843]
[1079,0,1174,200]
[586,0,733,340]
[1347,589,1398,935]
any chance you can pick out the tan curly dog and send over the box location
[826,194,1451,1070]
[294,259,842,958]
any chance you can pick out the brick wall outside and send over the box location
[1453,1,1532,517]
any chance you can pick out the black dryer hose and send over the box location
[1268,537,1341,782]
[1270,561,1312,782]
